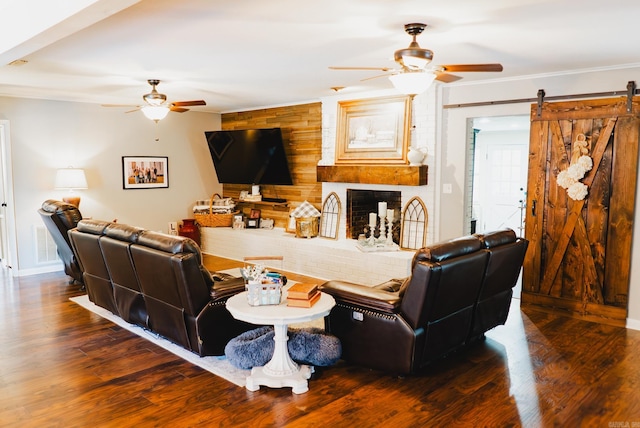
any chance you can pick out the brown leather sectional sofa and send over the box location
[38,199,84,285]
[320,229,528,375]
[69,219,254,356]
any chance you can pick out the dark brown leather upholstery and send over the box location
[100,223,147,327]
[320,229,528,375]
[69,219,117,314]
[69,219,253,356]
[468,229,529,340]
[37,199,84,284]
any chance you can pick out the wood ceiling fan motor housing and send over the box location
[394,23,433,69]
[143,79,167,106]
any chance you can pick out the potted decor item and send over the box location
[178,219,201,246]
[291,201,321,238]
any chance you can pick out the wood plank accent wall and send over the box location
[221,103,322,228]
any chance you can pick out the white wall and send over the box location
[437,65,640,327]
[0,96,222,275]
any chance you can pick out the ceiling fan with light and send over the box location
[330,23,503,95]
[104,79,206,122]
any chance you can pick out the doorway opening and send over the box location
[0,120,17,272]
[467,115,529,297]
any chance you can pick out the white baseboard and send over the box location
[16,264,63,277]
[626,318,640,331]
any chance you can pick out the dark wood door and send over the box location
[523,97,640,326]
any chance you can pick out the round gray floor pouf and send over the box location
[288,327,341,366]
[225,326,342,369]
[224,326,275,369]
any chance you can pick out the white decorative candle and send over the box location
[252,185,260,195]
[378,202,387,217]
[387,209,395,221]
[369,212,377,227]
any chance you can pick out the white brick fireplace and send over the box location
[202,89,438,285]
[319,89,437,246]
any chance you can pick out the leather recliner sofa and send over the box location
[319,229,528,375]
[38,199,84,284]
[69,219,255,356]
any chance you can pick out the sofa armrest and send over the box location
[320,280,401,313]
[210,276,246,301]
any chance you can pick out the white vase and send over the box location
[407,146,425,166]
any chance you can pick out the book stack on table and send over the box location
[286,283,321,308]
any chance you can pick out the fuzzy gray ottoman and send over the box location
[225,326,341,369]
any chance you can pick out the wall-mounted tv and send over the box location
[204,127,293,185]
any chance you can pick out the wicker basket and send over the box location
[194,193,237,227]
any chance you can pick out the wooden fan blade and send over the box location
[439,63,503,72]
[434,72,463,83]
[101,104,138,108]
[170,106,189,113]
[329,66,394,72]
[125,107,141,113]
[360,73,393,82]
[171,100,206,107]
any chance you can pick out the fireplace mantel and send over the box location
[316,165,427,186]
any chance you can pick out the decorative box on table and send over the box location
[245,274,285,306]
[241,260,286,306]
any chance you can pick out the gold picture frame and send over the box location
[335,95,412,164]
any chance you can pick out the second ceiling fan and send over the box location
[330,23,503,94]
[106,79,206,122]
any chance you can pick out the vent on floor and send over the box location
[35,225,59,264]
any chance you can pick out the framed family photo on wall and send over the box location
[335,95,412,164]
[122,156,169,189]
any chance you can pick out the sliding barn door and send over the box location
[523,97,640,326]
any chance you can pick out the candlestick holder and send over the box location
[367,224,376,245]
[386,217,394,246]
[378,212,386,241]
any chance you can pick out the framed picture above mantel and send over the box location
[335,95,412,164]
[122,156,169,189]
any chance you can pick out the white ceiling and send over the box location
[1,0,640,114]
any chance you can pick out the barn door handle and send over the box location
[531,200,537,217]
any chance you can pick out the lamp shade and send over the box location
[389,72,436,95]
[142,105,170,122]
[55,168,88,190]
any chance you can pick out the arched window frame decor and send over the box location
[400,196,427,250]
[319,192,341,240]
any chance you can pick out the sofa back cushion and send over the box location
[131,232,211,316]
[401,235,487,329]
[411,236,482,266]
[40,199,82,247]
[477,230,529,299]
[68,221,118,314]
[97,224,148,326]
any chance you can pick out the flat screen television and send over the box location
[204,128,293,185]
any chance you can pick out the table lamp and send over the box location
[55,167,88,208]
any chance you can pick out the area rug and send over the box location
[70,294,250,387]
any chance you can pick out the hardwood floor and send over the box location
[1,259,639,427]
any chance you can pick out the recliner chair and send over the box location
[38,199,83,285]
[320,230,528,375]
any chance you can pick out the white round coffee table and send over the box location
[225,290,335,394]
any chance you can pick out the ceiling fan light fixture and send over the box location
[143,79,167,106]
[141,105,170,122]
[389,71,436,95]
[394,46,433,70]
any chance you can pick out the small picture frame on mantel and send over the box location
[246,209,261,228]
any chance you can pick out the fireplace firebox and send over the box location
[346,189,401,242]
